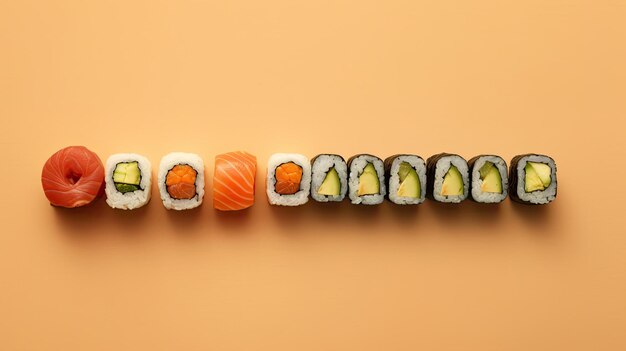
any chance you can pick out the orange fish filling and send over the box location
[166,164,197,199]
[274,162,302,195]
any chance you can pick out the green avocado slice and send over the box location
[115,183,140,193]
[318,167,341,196]
[524,162,551,192]
[358,163,380,196]
[528,162,551,188]
[398,162,412,183]
[397,162,420,198]
[113,162,141,185]
[478,161,502,193]
[441,165,463,196]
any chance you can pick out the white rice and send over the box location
[266,153,311,206]
[311,155,348,202]
[387,155,426,205]
[432,155,469,203]
[515,154,557,204]
[158,152,205,210]
[470,155,508,203]
[104,153,152,210]
[348,155,386,205]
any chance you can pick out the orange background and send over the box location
[1,1,626,350]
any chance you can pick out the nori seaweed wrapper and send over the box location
[467,154,507,203]
[426,152,466,203]
[384,154,425,203]
[509,153,557,205]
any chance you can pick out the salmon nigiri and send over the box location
[213,151,257,211]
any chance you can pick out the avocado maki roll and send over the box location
[158,152,205,210]
[426,153,469,203]
[468,155,508,203]
[347,154,386,205]
[311,154,348,202]
[384,154,426,205]
[105,153,152,210]
[509,154,557,205]
[266,153,311,206]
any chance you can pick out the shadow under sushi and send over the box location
[510,200,555,231]
[425,200,505,230]
[268,200,385,237]
[52,199,109,235]
[463,201,505,227]
[343,202,383,229]
[386,202,422,220]
[52,197,151,240]
[164,205,205,232]
[307,200,350,218]
[268,201,312,228]
[213,207,254,233]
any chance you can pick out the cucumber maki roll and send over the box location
[384,154,426,205]
[347,154,386,205]
[509,154,557,205]
[426,153,469,203]
[105,153,152,210]
[468,155,508,203]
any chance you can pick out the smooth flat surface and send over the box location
[1,1,625,350]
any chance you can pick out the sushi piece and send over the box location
[468,155,508,203]
[213,151,257,211]
[266,153,311,206]
[158,152,205,210]
[384,154,426,205]
[426,153,469,203]
[310,154,348,202]
[347,154,386,205]
[41,146,105,208]
[104,153,152,210]
[509,154,557,205]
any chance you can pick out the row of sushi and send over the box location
[267,153,556,206]
[41,146,557,211]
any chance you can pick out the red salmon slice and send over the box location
[213,151,256,211]
[41,146,105,208]
[166,164,198,199]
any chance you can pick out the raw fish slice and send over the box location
[41,146,105,208]
[213,151,256,211]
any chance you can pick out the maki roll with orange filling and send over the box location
[158,152,205,210]
[266,153,311,206]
